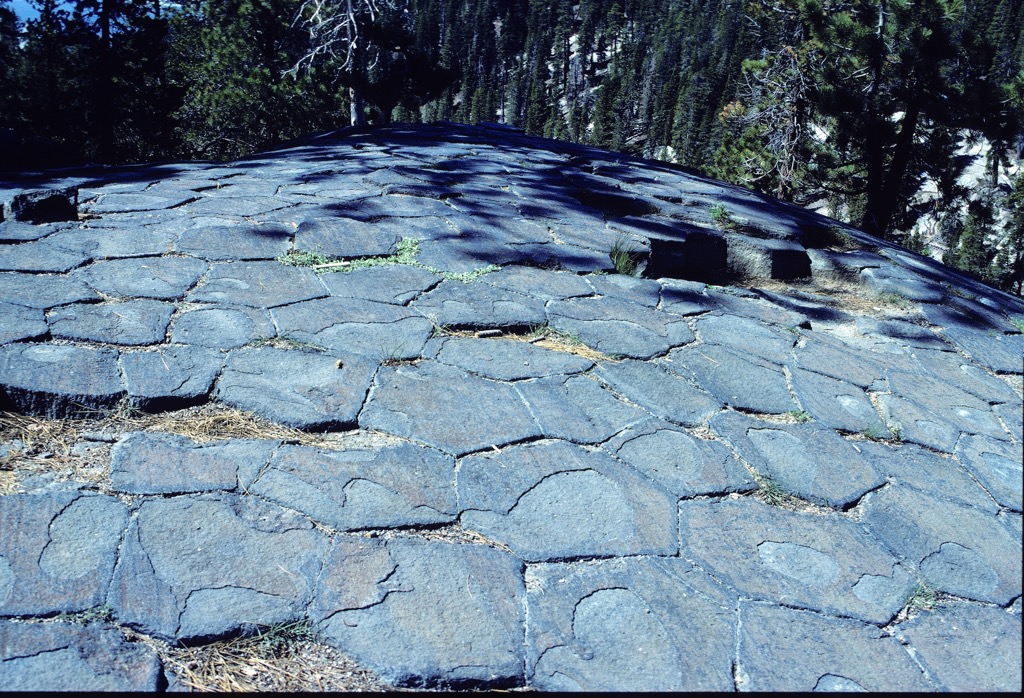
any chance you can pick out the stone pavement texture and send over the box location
[0,123,1021,691]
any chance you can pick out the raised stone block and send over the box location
[3,187,78,223]
[725,234,811,280]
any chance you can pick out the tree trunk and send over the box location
[350,85,366,126]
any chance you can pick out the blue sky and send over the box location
[7,1,38,21]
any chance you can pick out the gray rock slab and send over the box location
[547,296,694,359]
[793,331,890,388]
[294,218,403,259]
[79,256,207,299]
[919,292,1014,331]
[694,313,797,363]
[4,186,78,223]
[807,247,885,282]
[876,393,995,453]
[458,440,677,561]
[955,435,1023,512]
[0,220,72,242]
[658,278,716,316]
[411,279,546,331]
[703,286,810,328]
[736,602,932,691]
[110,432,275,494]
[0,621,162,691]
[175,224,293,260]
[710,411,884,508]
[912,347,1022,405]
[938,325,1024,374]
[0,491,127,616]
[481,265,593,300]
[182,195,293,217]
[666,344,797,414]
[608,421,755,497]
[860,486,1021,603]
[121,346,223,410]
[330,193,454,220]
[432,336,593,380]
[856,317,948,350]
[515,374,645,444]
[170,305,275,350]
[251,442,456,530]
[312,536,524,689]
[0,239,91,272]
[861,265,945,302]
[586,273,662,307]
[360,361,541,455]
[108,494,328,642]
[48,300,174,346]
[858,441,999,513]
[86,191,194,213]
[896,602,1022,692]
[526,557,735,691]
[0,302,48,344]
[790,367,882,433]
[46,225,178,259]
[679,498,915,624]
[216,347,377,430]
[0,344,124,417]
[321,264,440,304]
[271,296,433,360]
[594,359,722,427]
[0,271,98,309]
[188,261,327,308]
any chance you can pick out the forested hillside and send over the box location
[1,0,1021,293]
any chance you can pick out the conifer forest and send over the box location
[1,0,1022,293]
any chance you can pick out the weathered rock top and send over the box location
[0,122,1020,691]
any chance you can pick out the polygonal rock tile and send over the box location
[861,265,945,302]
[120,346,223,410]
[175,224,293,260]
[458,440,677,561]
[359,362,541,455]
[736,602,932,691]
[431,337,593,381]
[586,274,662,307]
[182,195,292,217]
[47,300,174,346]
[170,305,275,350]
[312,536,524,689]
[481,266,593,301]
[271,296,433,361]
[410,280,546,331]
[938,325,1024,374]
[895,602,1022,692]
[0,621,162,691]
[0,302,48,344]
[695,313,797,363]
[607,421,754,497]
[250,442,456,530]
[187,261,327,308]
[667,344,797,414]
[108,494,329,641]
[679,498,915,624]
[110,432,275,495]
[887,370,1009,439]
[294,217,400,257]
[48,225,178,259]
[78,256,208,299]
[955,435,1023,512]
[320,264,440,304]
[547,296,694,359]
[710,411,884,507]
[912,348,1021,405]
[860,486,1022,604]
[857,441,999,513]
[876,393,1000,454]
[216,347,377,430]
[526,557,735,691]
[86,191,195,213]
[0,239,91,272]
[0,271,98,309]
[0,344,124,417]
[0,491,128,616]
[792,330,889,388]
[514,374,645,444]
[789,367,881,434]
[594,359,722,427]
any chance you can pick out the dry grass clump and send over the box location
[139,623,390,693]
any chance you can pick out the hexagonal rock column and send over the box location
[2,187,79,223]
[0,344,124,418]
[0,621,162,691]
[0,491,128,617]
[311,536,525,689]
[526,556,736,691]
[108,495,329,642]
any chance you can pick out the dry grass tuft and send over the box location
[142,623,389,692]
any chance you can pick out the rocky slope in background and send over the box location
[0,122,1021,691]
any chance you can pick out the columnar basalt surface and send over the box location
[1,123,1021,691]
